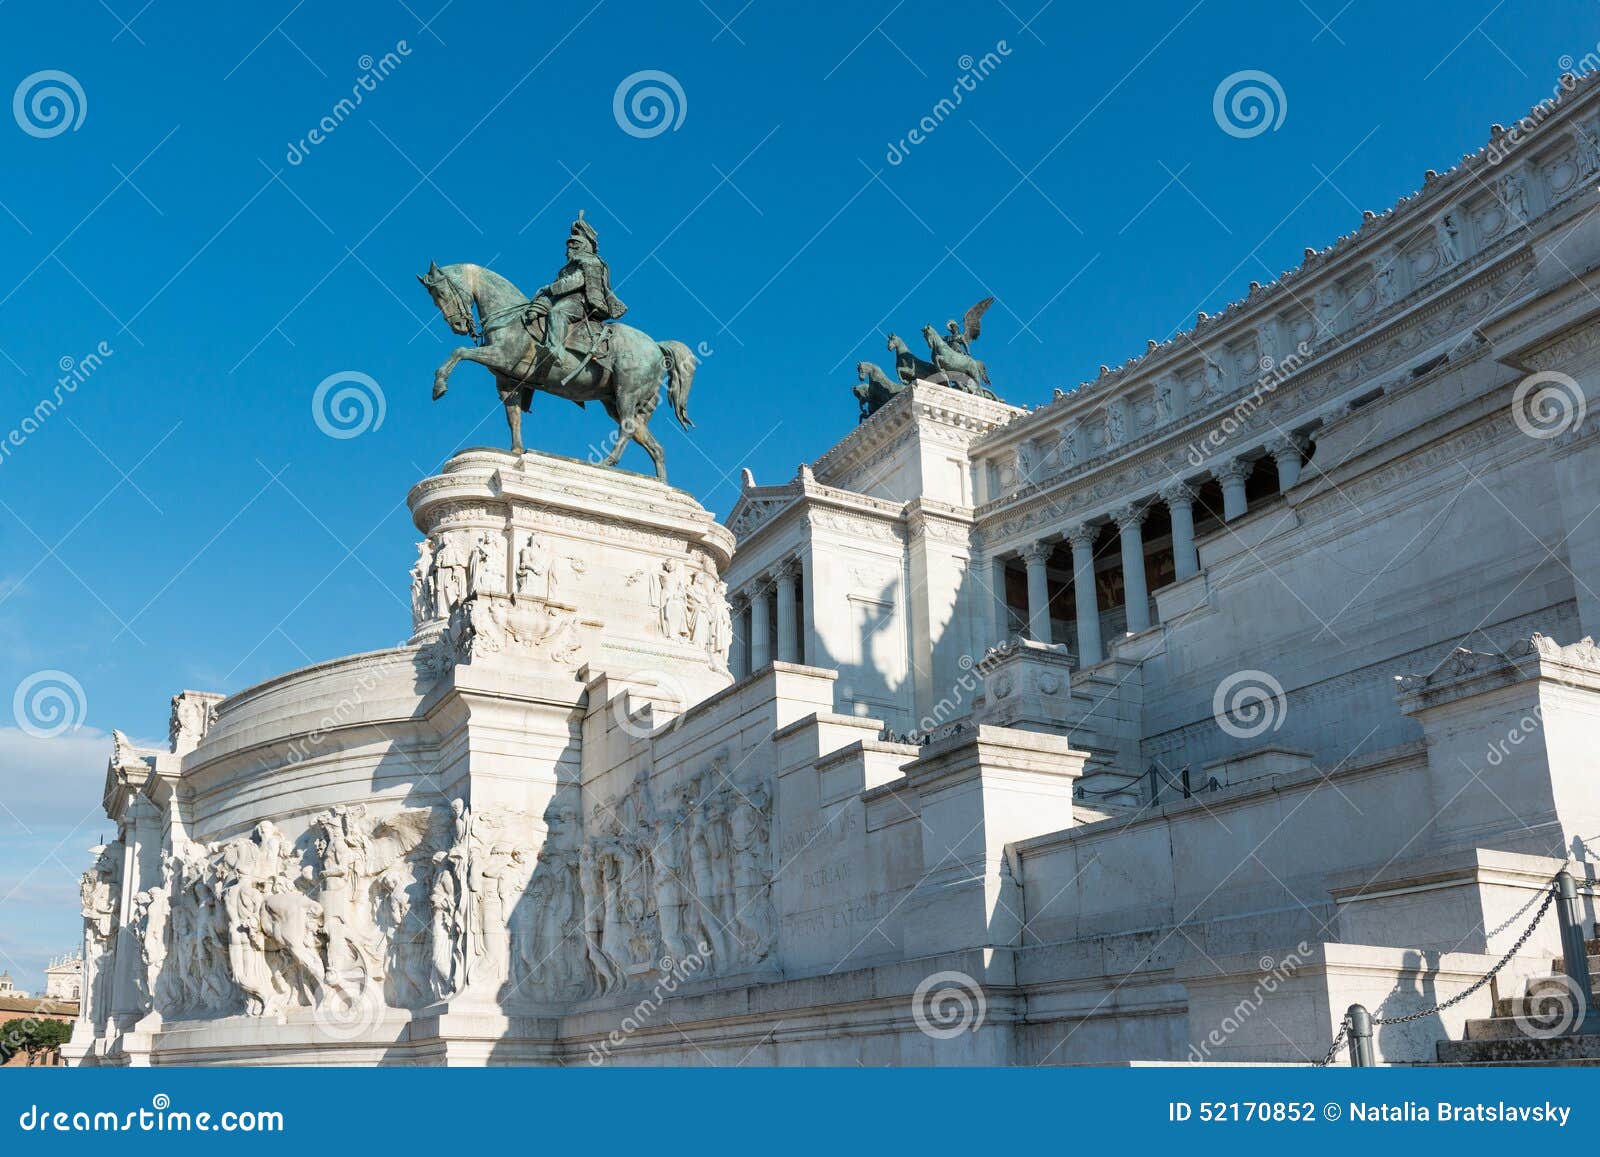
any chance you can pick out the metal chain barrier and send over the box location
[1313,877,1559,1066]
[1318,1021,1349,1067]
[1484,876,1557,941]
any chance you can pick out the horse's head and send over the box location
[418,261,475,337]
[886,333,903,354]
[921,323,939,346]
[856,361,871,382]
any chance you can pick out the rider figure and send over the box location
[529,211,627,363]
[944,319,970,355]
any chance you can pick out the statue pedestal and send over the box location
[408,448,734,708]
[74,448,756,1064]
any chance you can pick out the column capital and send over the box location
[1065,522,1100,549]
[1159,480,1197,506]
[1267,434,1306,461]
[1112,504,1148,531]
[774,556,801,580]
[1021,541,1054,565]
[1210,457,1251,485]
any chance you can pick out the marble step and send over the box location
[1436,1033,1600,1065]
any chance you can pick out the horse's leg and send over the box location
[600,419,628,467]
[433,348,467,399]
[503,393,524,455]
[595,396,627,467]
[433,345,503,399]
[632,415,668,483]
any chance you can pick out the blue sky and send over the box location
[0,0,1586,990]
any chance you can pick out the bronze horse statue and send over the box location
[922,324,994,392]
[420,261,696,482]
[854,361,904,421]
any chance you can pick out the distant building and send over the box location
[0,972,24,999]
[44,954,82,1003]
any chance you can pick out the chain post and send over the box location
[1346,1004,1375,1066]
[1554,869,1600,1035]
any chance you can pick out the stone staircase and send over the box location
[971,641,1147,807]
[1433,936,1600,1065]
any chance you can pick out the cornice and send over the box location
[973,249,1535,541]
[988,74,1600,430]
[813,383,1021,486]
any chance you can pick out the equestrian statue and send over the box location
[857,297,1000,420]
[420,211,696,482]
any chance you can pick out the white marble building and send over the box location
[68,77,1600,1065]
[44,954,82,1003]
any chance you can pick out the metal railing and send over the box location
[1318,868,1598,1066]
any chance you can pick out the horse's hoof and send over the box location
[432,382,448,401]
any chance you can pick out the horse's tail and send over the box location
[660,340,696,429]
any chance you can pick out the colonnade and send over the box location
[990,439,1304,663]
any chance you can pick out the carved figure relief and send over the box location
[433,533,471,617]
[650,558,693,640]
[469,531,507,596]
[410,538,437,628]
[77,765,780,1032]
[169,693,220,755]
[514,532,558,601]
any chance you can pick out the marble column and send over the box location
[730,597,749,678]
[1066,523,1102,666]
[799,549,817,667]
[1270,435,1305,490]
[1022,542,1053,644]
[991,555,1012,646]
[750,583,772,671]
[1162,481,1200,581]
[775,561,799,663]
[1115,505,1151,634]
[1214,458,1250,521]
